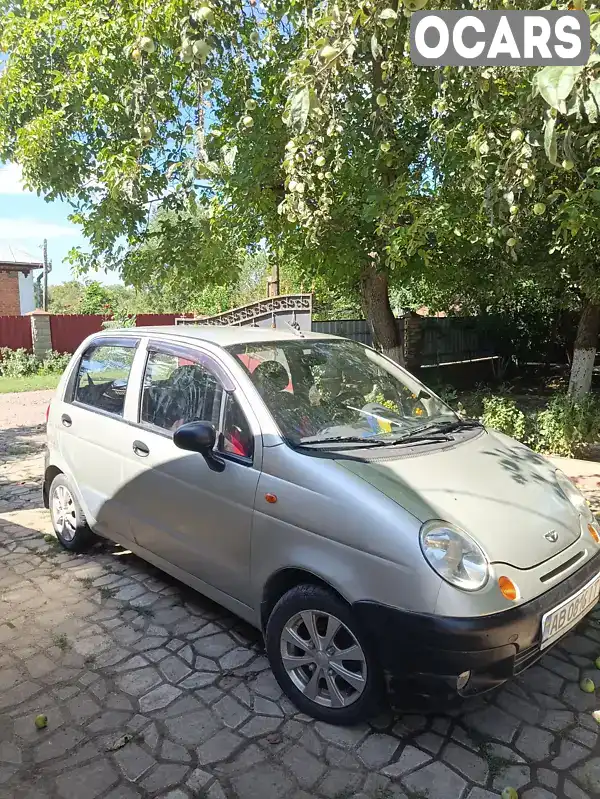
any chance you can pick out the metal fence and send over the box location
[313,317,495,365]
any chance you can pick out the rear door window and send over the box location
[74,342,137,416]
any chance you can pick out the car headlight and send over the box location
[420,520,489,591]
[555,469,592,519]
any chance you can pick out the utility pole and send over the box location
[42,239,49,311]
[267,258,280,298]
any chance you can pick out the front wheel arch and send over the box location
[261,567,351,632]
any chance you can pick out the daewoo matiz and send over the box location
[44,326,600,724]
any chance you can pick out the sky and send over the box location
[0,162,121,286]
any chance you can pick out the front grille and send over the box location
[540,551,586,583]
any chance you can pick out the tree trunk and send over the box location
[361,262,404,366]
[568,298,600,400]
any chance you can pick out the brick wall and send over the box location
[0,271,21,315]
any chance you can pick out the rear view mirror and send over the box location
[173,421,225,473]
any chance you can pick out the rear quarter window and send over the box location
[73,343,136,416]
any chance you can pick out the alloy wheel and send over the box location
[280,609,367,708]
[51,484,77,541]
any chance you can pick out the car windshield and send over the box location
[226,338,457,446]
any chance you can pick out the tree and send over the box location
[79,281,114,315]
[48,280,85,313]
[417,5,600,397]
[0,0,435,363]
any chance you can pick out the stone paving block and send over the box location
[551,739,588,769]
[196,730,243,765]
[442,742,489,784]
[158,655,192,683]
[402,760,467,799]
[492,764,531,792]
[140,762,189,793]
[573,756,600,794]
[515,724,555,761]
[55,759,119,799]
[33,727,85,763]
[164,709,220,746]
[318,767,362,797]
[231,763,294,799]
[357,733,400,769]
[214,694,250,729]
[113,742,156,781]
[139,683,182,713]
[464,705,521,744]
[282,744,327,788]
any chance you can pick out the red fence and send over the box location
[0,313,191,354]
[49,315,105,354]
[49,314,189,353]
[0,316,32,350]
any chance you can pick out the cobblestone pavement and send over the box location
[1,395,600,799]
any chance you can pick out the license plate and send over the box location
[541,573,600,649]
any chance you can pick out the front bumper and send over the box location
[354,550,600,704]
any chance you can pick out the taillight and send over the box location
[45,404,50,424]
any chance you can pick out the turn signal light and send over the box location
[498,576,518,601]
[588,523,600,544]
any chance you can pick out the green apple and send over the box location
[242,115,254,128]
[35,714,48,729]
[580,677,595,693]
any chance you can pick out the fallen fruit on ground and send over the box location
[593,710,600,724]
[502,789,518,799]
[595,656,600,669]
[580,677,595,693]
[35,714,48,729]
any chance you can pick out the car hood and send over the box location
[336,429,581,569]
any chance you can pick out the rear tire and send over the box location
[49,474,95,552]
[266,584,383,724]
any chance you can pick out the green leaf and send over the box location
[288,86,311,133]
[544,116,559,165]
[591,21,600,44]
[536,66,583,109]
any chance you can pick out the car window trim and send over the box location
[146,339,235,393]
[68,337,140,415]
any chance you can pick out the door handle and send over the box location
[132,440,150,457]
[61,414,72,427]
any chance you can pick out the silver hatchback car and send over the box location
[44,325,600,724]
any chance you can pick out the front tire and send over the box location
[49,474,95,552]
[266,584,383,724]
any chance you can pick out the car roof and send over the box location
[102,324,341,348]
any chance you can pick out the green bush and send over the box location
[481,395,528,442]
[533,395,600,457]
[38,351,72,375]
[0,347,38,377]
[0,347,70,378]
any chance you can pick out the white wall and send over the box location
[18,271,35,314]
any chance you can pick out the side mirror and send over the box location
[173,421,225,473]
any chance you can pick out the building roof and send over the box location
[0,261,43,273]
[0,244,43,272]
[115,324,338,348]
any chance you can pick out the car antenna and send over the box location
[284,320,305,338]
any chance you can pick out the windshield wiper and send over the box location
[412,418,483,435]
[297,435,387,448]
[384,432,454,445]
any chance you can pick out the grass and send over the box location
[0,373,61,394]
[52,632,71,652]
